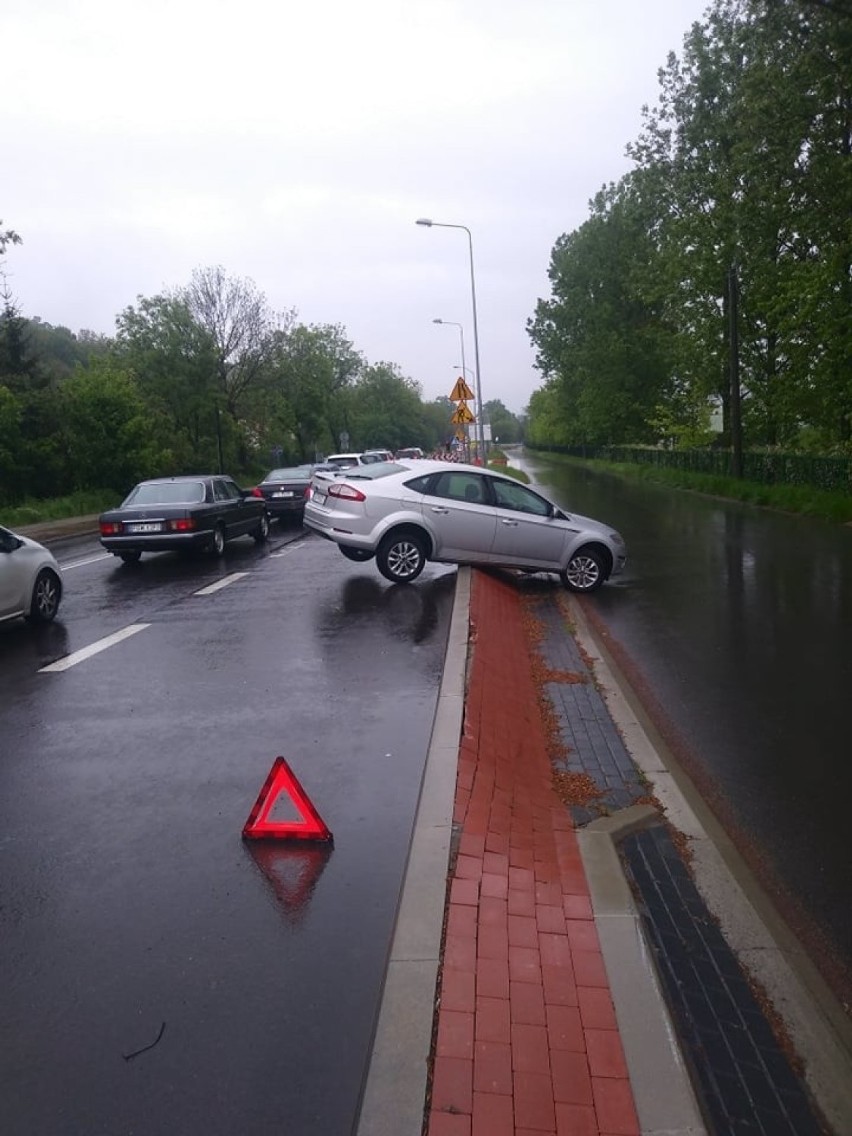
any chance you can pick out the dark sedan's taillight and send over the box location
[168,518,197,532]
[250,487,264,498]
[100,521,123,535]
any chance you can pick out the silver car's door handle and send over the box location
[430,506,450,514]
[500,519,518,527]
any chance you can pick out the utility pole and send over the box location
[727,263,743,479]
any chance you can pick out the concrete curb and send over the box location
[577,806,708,1136]
[566,595,852,1135]
[355,568,471,1136]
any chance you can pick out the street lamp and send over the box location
[432,318,467,384]
[417,218,486,461]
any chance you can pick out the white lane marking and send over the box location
[193,572,248,596]
[39,624,151,673]
[60,552,112,570]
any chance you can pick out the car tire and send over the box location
[211,524,226,557]
[339,546,375,562]
[26,568,61,623]
[376,531,426,583]
[561,547,607,593]
[253,512,270,543]
[119,551,142,564]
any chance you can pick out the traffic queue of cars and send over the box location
[2,451,626,629]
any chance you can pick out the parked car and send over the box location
[304,459,626,591]
[363,449,394,463]
[394,447,424,460]
[98,475,270,563]
[0,524,63,624]
[251,466,313,522]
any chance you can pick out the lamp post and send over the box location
[417,218,485,461]
[432,318,467,385]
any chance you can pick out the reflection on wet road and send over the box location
[0,531,456,1135]
[519,454,852,996]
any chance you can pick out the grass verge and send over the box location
[0,490,117,529]
[532,452,852,524]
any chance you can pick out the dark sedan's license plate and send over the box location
[272,491,295,498]
[128,522,163,533]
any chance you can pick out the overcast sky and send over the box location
[3,0,709,414]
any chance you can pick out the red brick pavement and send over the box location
[427,571,640,1136]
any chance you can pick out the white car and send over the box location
[0,524,63,625]
[325,452,385,469]
[304,459,627,591]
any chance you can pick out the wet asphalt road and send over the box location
[518,453,852,995]
[0,527,456,1135]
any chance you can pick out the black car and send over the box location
[251,466,314,522]
[98,475,270,563]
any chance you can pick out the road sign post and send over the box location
[448,378,477,462]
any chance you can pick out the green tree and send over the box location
[484,399,523,444]
[264,323,362,461]
[528,179,672,446]
[59,361,165,494]
[116,293,221,470]
[347,362,425,452]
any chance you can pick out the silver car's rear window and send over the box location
[338,463,406,480]
[124,481,206,505]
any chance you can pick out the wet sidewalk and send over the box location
[412,566,845,1136]
[426,572,639,1135]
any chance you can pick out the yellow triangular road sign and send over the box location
[450,402,475,424]
[449,377,475,402]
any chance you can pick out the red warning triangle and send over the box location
[242,758,333,842]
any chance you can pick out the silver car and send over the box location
[0,524,63,625]
[304,459,627,591]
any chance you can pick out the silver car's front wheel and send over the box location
[376,532,426,583]
[561,548,606,593]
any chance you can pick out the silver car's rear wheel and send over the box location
[561,548,606,593]
[26,569,61,623]
[376,532,426,583]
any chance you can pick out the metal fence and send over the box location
[524,444,852,494]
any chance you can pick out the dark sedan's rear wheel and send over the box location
[253,512,270,543]
[211,524,226,557]
[26,569,61,623]
[339,546,375,562]
[561,547,607,593]
[376,531,426,583]
[119,551,142,564]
